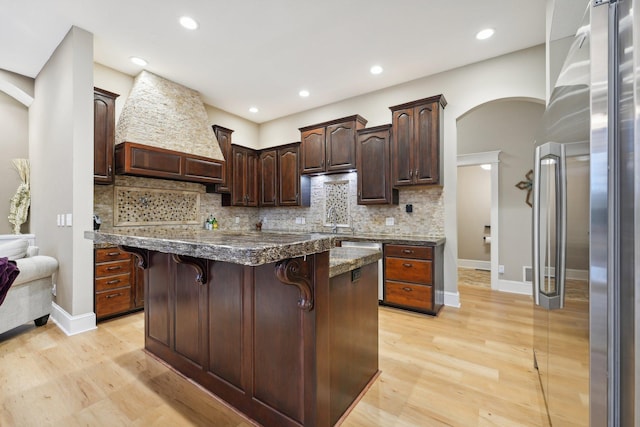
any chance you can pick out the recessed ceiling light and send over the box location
[370,65,383,75]
[299,90,310,98]
[179,16,199,30]
[249,107,259,113]
[130,56,148,66]
[476,28,495,40]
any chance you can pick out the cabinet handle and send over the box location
[403,263,413,268]
[106,293,122,299]
[106,252,120,256]
[402,249,414,254]
[415,169,419,178]
[106,266,122,271]
[107,279,121,285]
[402,287,413,292]
[409,169,413,178]
[108,165,112,174]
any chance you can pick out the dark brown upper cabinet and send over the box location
[94,88,119,184]
[299,115,367,175]
[114,142,224,184]
[356,125,398,205]
[259,143,310,207]
[211,125,234,193]
[222,145,258,207]
[389,95,446,186]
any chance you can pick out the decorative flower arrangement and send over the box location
[8,159,30,234]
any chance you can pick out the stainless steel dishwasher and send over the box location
[339,241,383,301]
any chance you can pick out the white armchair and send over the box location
[0,238,58,335]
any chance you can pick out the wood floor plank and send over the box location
[0,281,550,426]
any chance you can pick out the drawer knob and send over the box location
[107,266,122,271]
[402,249,413,254]
[106,293,122,299]
[402,287,413,292]
[107,252,120,256]
[403,263,413,268]
[107,279,121,285]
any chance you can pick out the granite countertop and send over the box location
[86,228,334,266]
[329,247,381,278]
[334,232,445,246]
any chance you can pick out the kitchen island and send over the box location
[86,229,380,427]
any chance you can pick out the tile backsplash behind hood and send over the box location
[115,70,224,161]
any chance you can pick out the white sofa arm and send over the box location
[26,246,39,257]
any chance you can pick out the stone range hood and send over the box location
[115,70,224,161]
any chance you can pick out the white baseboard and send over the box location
[444,291,461,308]
[498,279,532,296]
[457,259,491,271]
[50,302,97,336]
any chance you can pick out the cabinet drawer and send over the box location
[96,288,131,318]
[96,248,130,263]
[385,257,432,284]
[95,273,131,292]
[385,244,432,260]
[385,281,433,311]
[95,259,131,277]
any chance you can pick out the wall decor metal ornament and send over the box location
[515,169,534,207]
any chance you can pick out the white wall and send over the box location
[29,26,95,330]
[457,165,491,263]
[0,70,33,234]
[259,45,546,300]
[457,100,545,283]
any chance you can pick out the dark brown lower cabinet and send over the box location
[94,247,144,320]
[383,243,444,315]
[139,250,378,427]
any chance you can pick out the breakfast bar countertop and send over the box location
[85,228,335,266]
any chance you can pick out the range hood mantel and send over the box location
[115,70,224,162]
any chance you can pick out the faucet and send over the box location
[327,207,338,234]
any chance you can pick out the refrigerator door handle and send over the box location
[533,142,567,310]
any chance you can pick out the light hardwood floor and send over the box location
[0,284,549,426]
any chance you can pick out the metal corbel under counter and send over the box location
[85,229,381,427]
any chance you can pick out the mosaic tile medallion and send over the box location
[324,180,350,226]
[114,186,201,226]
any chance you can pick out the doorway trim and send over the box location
[457,150,501,290]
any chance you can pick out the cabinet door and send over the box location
[300,128,326,174]
[245,150,259,207]
[326,121,357,172]
[259,149,278,207]
[94,89,118,184]
[278,146,300,206]
[231,148,247,206]
[391,108,414,186]
[357,127,394,204]
[414,103,439,184]
[213,126,233,193]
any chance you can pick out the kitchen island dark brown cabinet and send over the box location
[86,230,380,427]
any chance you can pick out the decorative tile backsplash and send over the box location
[114,186,200,226]
[324,181,350,227]
[95,171,444,237]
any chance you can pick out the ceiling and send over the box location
[2,0,552,123]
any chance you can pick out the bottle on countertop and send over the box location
[205,214,213,230]
[212,217,218,230]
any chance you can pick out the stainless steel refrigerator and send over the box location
[533,0,639,425]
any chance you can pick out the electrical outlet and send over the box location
[385,217,394,226]
[301,217,305,224]
[499,265,505,274]
[235,216,240,224]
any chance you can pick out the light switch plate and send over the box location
[385,217,395,226]
[66,213,73,226]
